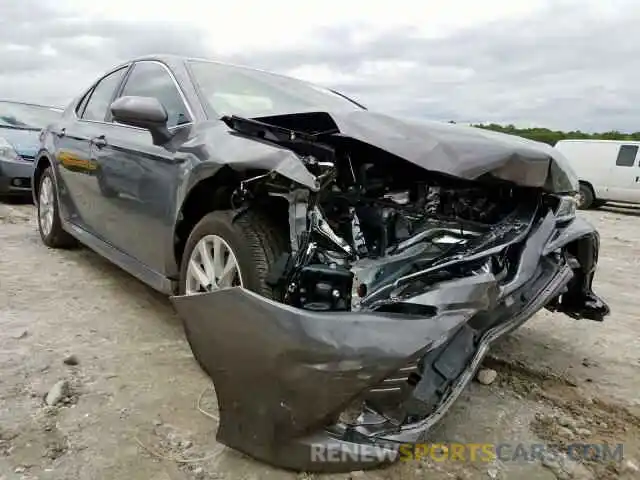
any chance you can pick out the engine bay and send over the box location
[171,112,609,473]
[232,130,539,314]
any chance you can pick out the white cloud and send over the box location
[1,0,640,131]
[286,65,358,86]
[56,0,549,51]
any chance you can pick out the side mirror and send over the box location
[110,96,172,145]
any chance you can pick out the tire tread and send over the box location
[178,208,287,299]
[233,210,287,298]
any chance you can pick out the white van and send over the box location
[554,139,640,209]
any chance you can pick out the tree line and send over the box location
[459,123,640,146]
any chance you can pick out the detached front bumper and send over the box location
[171,265,571,471]
[172,274,492,471]
[170,211,609,472]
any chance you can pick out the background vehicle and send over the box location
[32,55,608,472]
[0,100,62,198]
[555,139,640,209]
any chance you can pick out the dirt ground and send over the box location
[1,199,639,480]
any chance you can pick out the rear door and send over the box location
[88,60,194,275]
[607,144,640,203]
[55,66,129,231]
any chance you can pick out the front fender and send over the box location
[32,152,50,204]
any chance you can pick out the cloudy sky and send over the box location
[1,0,639,131]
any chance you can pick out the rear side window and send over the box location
[75,89,92,117]
[82,67,127,121]
[615,145,638,167]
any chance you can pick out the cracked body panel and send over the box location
[29,55,610,472]
[171,206,608,471]
[170,109,608,472]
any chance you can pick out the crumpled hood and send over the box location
[0,127,39,158]
[251,110,579,193]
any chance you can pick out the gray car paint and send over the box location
[234,110,579,193]
[0,102,62,194]
[37,54,577,289]
[170,210,601,472]
[32,55,609,472]
[0,128,37,194]
[0,128,40,158]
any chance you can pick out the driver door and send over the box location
[88,60,194,275]
[55,66,129,234]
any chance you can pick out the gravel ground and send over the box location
[1,199,639,480]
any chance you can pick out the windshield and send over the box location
[188,60,364,118]
[0,102,62,130]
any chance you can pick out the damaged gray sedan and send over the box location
[33,55,609,472]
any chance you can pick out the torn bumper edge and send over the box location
[170,262,572,472]
[169,214,608,472]
[170,272,498,472]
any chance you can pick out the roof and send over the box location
[121,54,298,81]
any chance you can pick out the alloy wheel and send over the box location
[185,234,243,295]
[39,176,55,237]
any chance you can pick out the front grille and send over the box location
[20,155,35,162]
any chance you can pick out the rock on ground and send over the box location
[477,368,498,385]
[63,354,79,366]
[45,380,69,406]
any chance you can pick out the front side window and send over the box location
[188,60,365,118]
[82,67,127,121]
[117,62,190,128]
[615,145,638,167]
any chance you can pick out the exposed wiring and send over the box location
[134,436,218,464]
[197,385,219,422]
[134,386,220,464]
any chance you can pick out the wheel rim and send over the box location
[576,190,585,208]
[185,235,243,295]
[39,176,55,237]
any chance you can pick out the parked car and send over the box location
[32,55,609,472]
[0,100,62,197]
[555,139,640,209]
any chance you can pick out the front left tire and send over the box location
[37,167,78,249]
[177,209,287,375]
[178,209,286,298]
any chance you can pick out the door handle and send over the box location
[91,135,107,148]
